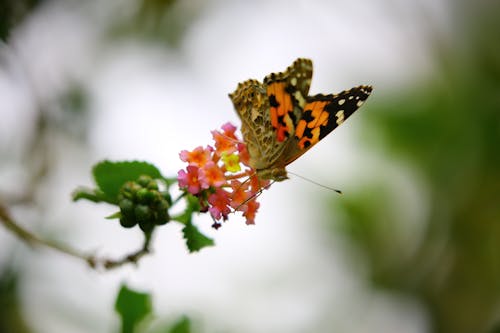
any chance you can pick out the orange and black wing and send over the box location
[285,85,373,164]
[263,58,313,143]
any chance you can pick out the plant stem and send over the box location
[0,202,152,270]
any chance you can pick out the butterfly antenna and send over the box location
[288,171,342,194]
[233,179,276,212]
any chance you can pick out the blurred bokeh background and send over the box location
[1,0,499,332]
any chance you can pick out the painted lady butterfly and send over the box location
[229,58,372,181]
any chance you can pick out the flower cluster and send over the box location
[118,175,170,232]
[177,123,269,228]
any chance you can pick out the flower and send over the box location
[212,122,239,155]
[208,188,231,220]
[229,180,250,209]
[179,146,212,167]
[177,123,268,227]
[221,153,241,173]
[237,142,251,166]
[242,200,259,225]
[177,165,202,194]
[199,161,226,188]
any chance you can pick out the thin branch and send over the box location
[0,201,153,270]
[101,234,152,270]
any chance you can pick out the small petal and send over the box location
[180,146,212,167]
[208,188,231,220]
[212,130,238,155]
[221,122,237,138]
[237,143,251,166]
[177,165,202,194]
[230,180,250,209]
[222,153,241,173]
[199,161,226,188]
[243,200,259,225]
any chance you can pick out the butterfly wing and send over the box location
[229,79,271,170]
[230,58,313,172]
[283,85,373,165]
[263,58,313,143]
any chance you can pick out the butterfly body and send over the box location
[229,58,372,181]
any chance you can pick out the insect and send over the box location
[229,58,372,181]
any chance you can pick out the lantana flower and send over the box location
[177,122,269,227]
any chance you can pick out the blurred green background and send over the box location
[328,1,500,332]
[1,0,499,332]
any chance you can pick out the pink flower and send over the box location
[208,188,231,220]
[221,122,238,138]
[177,122,269,227]
[178,165,202,194]
[212,122,239,155]
[237,143,251,167]
[243,200,259,225]
[179,146,213,167]
[199,161,226,188]
[229,180,251,210]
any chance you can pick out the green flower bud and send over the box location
[119,199,135,219]
[155,201,170,225]
[120,217,137,228]
[137,175,152,188]
[161,192,172,205]
[138,219,154,233]
[135,204,151,223]
[147,180,158,191]
[136,188,150,204]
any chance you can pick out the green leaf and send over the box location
[106,211,121,219]
[72,187,112,203]
[115,284,152,333]
[182,221,214,253]
[93,161,162,203]
[167,316,191,333]
[172,194,201,224]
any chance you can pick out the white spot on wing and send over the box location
[335,110,345,125]
[294,91,306,107]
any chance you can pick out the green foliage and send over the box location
[115,284,153,333]
[182,221,214,253]
[114,285,195,333]
[93,161,163,204]
[0,268,31,333]
[328,3,500,332]
[172,194,201,224]
[74,160,214,254]
[166,316,191,333]
[117,175,171,231]
[0,0,40,41]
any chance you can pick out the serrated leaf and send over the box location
[167,316,191,333]
[172,194,201,224]
[115,284,152,333]
[93,161,162,203]
[106,211,121,219]
[185,194,201,212]
[182,221,214,253]
[72,187,111,203]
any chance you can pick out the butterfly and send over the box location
[229,58,372,181]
